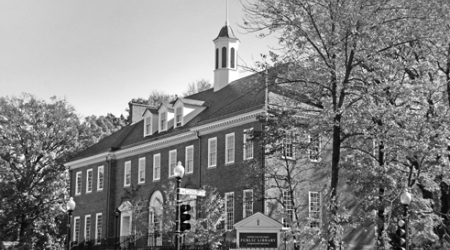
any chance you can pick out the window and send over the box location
[309,191,321,228]
[86,169,93,193]
[225,133,235,164]
[283,133,295,159]
[75,172,82,195]
[175,107,183,127]
[243,130,254,160]
[215,48,219,69]
[283,190,294,227]
[208,138,217,168]
[138,157,146,184]
[243,189,253,218]
[309,134,321,161]
[225,192,234,230]
[222,47,227,68]
[169,150,177,177]
[160,112,166,131]
[153,154,161,181]
[145,117,152,136]
[95,213,102,245]
[97,166,104,191]
[74,216,80,243]
[230,47,235,68]
[85,215,91,242]
[185,145,194,174]
[124,161,131,187]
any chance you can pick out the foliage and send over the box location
[0,94,79,247]
[0,93,128,248]
[183,79,212,97]
[243,0,450,248]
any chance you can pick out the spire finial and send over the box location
[225,0,229,25]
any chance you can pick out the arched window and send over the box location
[222,47,227,68]
[148,191,163,246]
[215,48,219,69]
[230,48,235,68]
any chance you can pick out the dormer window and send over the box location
[175,107,183,127]
[144,117,152,136]
[160,112,167,131]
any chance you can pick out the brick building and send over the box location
[65,21,374,249]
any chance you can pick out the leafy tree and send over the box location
[0,94,80,247]
[243,0,450,248]
[183,79,211,97]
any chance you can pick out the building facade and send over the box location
[65,22,374,250]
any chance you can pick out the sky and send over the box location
[0,0,278,118]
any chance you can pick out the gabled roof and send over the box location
[69,72,274,162]
[173,98,206,107]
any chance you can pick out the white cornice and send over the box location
[65,108,265,169]
[191,109,264,135]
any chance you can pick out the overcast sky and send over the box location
[0,0,278,118]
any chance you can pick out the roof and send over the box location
[69,72,269,161]
[214,24,239,41]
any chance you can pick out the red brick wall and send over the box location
[70,120,265,241]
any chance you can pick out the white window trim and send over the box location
[243,129,254,160]
[97,166,104,191]
[185,145,194,174]
[120,213,132,238]
[153,154,161,181]
[175,106,183,128]
[308,134,321,162]
[86,169,93,193]
[225,133,235,164]
[309,191,322,228]
[124,161,131,187]
[282,190,294,227]
[138,157,146,184]
[208,137,217,168]
[243,189,253,218]
[282,132,295,160]
[95,213,102,245]
[144,116,152,136]
[168,150,177,177]
[159,112,167,132]
[75,171,82,195]
[85,214,91,242]
[225,192,234,230]
[74,216,80,243]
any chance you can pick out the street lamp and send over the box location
[115,209,121,248]
[281,227,289,250]
[174,161,185,250]
[400,188,412,250]
[66,197,76,250]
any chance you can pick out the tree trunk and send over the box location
[328,114,341,250]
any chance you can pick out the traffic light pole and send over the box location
[404,205,409,250]
[176,177,181,250]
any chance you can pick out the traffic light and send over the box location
[396,219,406,250]
[180,204,191,232]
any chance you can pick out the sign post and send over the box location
[179,188,206,197]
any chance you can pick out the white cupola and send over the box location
[213,21,240,92]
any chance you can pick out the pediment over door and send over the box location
[234,212,283,232]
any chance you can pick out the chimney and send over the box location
[128,102,150,124]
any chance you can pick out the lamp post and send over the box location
[66,197,76,250]
[115,209,121,248]
[281,227,289,250]
[400,188,412,250]
[174,161,185,250]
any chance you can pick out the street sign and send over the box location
[179,188,206,197]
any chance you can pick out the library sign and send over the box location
[239,233,277,248]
